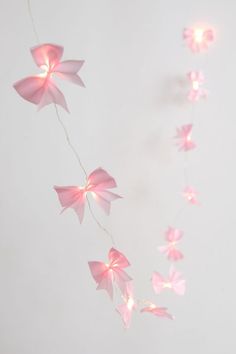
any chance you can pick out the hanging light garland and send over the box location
[13,1,215,329]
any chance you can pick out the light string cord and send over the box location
[27,0,40,44]
[55,105,115,245]
[86,195,116,245]
[27,0,115,245]
[26,0,178,316]
[54,104,88,181]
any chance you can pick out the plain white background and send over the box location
[0,0,235,353]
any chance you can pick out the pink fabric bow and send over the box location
[183,186,198,205]
[152,266,186,295]
[187,71,207,102]
[175,124,196,151]
[183,27,214,52]
[88,248,132,300]
[141,303,173,320]
[116,281,136,329]
[13,43,85,112]
[54,168,121,223]
[159,227,184,261]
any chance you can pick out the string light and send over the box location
[187,71,207,102]
[183,26,214,52]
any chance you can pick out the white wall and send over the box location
[0,0,235,353]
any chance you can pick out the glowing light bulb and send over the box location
[194,28,204,43]
[187,71,207,102]
[40,64,49,72]
[127,297,135,310]
[38,63,50,78]
[192,80,199,90]
[175,124,196,151]
[183,187,198,205]
[163,282,172,289]
[183,26,214,52]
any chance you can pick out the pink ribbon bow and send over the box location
[54,167,121,223]
[152,266,186,295]
[175,124,196,151]
[183,27,214,52]
[141,303,174,320]
[13,43,85,112]
[159,227,184,261]
[183,186,198,205]
[116,281,136,329]
[88,248,132,300]
[187,71,207,102]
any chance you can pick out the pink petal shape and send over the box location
[31,43,63,69]
[188,71,205,83]
[117,303,133,329]
[53,60,85,87]
[37,79,69,112]
[159,227,184,261]
[91,190,121,215]
[168,266,186,295]
[183,186,198,205]
[108,248,130,268]
[162,247,184,261]
[13,76,69,112]
[54,168,121,223]
[89,261,113,298]
[87,168,118,190]
[175,124,196,151]
[14,76,47,105]
[152,272,164,294]
[54,186,86,223]
[152,266,186,296]
[116,282,136,329]
[141,303,174,320]
[88,248,132,300]
[165,227,183,242]
[14,43,84,111]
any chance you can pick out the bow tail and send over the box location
[96,270,114,299]
[14,76,46,105]
[116,303,133,329]
[38,80,69,112]
[91,190,121,215]
[54,186,86,223]
[113,269,132,297]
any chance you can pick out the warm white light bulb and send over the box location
[163,282,172,289]
[192,80,199,90]
[39,64,50,78]
[127,297,135,310]
[194,28,204,43]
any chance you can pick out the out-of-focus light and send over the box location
[194,28,204,43]
[159,227,184,261]
[187,71,207,102]
[183,186,198,205]
[183,26,214,52]
[175,124,196,151]
[127,297,135,310]
[163,282,172,289]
